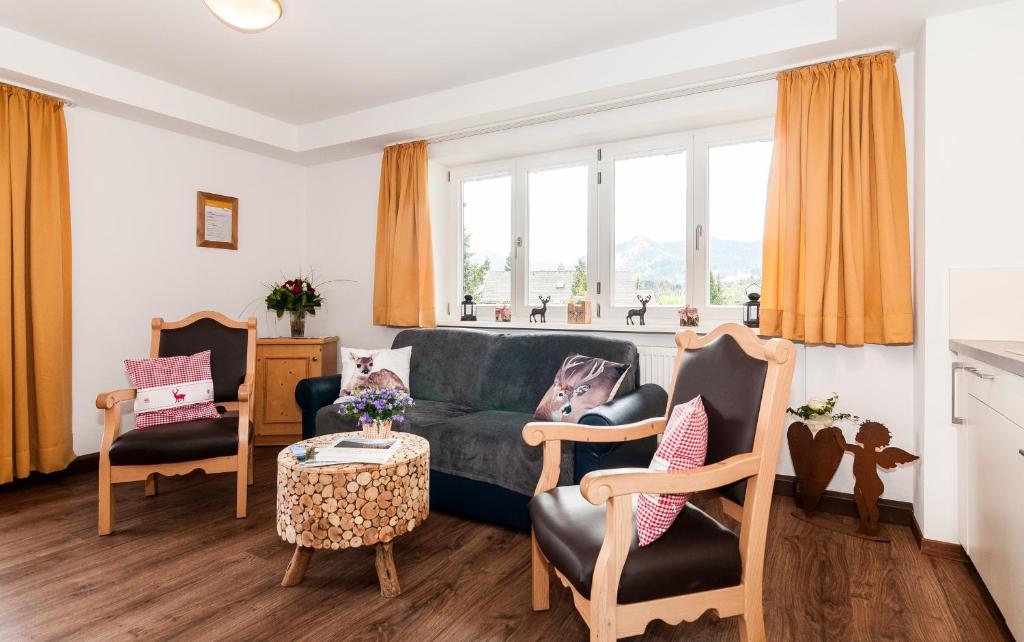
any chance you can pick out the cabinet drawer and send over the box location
[967,363,1024,430]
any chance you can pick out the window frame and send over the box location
[597,131,693,325]
[517,146,598,319]
[451,160,516,311]
[693,120,775,319]
[449,118,773,326]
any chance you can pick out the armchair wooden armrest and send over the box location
[522,417,666,446]
[237,374,254,403]
[524,417,667,496]
[236,374,254,447]
[95,388,137,410]
[579,452,761,505]
[96,388,137,454]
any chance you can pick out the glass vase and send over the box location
[361,419,393,440]
[288,310,306,338]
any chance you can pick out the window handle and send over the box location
[695,225,703,252]
[514,236,522,259]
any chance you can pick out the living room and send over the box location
[1,1,1022,640]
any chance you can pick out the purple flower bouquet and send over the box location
[338,387,415,439]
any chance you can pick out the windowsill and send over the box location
[437,318,760,337]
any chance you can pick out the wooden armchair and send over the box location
[96,311,257,535]
[523,323,795,641]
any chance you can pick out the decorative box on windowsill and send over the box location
[567,300,593,324]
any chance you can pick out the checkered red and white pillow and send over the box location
[635,395,709,547]
[124,350,218,428]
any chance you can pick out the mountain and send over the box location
[615,236,762,282]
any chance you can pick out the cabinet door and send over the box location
[966,393,1022,633]
[1006,417,1024,640]
[260,354,312,427]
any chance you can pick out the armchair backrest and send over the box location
[151,311,256,403]
[666,324,795,590]
[667,330,768,506]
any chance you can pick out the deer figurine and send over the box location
[626,295,652,326]
[530,296,551,323]
[537,355,608,421]
[171,388,186,403]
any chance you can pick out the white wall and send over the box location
[301,58,919,502]
[68,107,307,455]
[914,0,1024,542]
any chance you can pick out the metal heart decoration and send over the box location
[787,421,845,516]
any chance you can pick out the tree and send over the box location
[504,254,512,271]
[462,232,491,298]
[571,257,587,297]
[709,271,724,305]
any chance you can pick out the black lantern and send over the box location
[743,287,760,328]
[460,294,477,322]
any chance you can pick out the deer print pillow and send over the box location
[124,350,219,428]
[533,353,630,423]
[336,346,412,401]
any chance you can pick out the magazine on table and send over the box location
[299,436,400,467]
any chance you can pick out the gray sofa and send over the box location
[295,328,667,530]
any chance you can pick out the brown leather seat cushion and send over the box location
[108,411,253,466]
[529,486,741,604]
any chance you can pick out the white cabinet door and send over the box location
[966,391,1024,639]
[1006,418,1024,640]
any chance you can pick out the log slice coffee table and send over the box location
[276,431,429,596]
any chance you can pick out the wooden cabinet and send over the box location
[254,337,338,446]
[959,358,1024,639]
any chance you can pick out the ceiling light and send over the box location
[203,0,283,33]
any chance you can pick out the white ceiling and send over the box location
[0,0,796,124]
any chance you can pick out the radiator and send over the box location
[637,345,677,389]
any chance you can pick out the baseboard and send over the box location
[2,453,98,489]
[772,473,915,527]
[910,515,969,562]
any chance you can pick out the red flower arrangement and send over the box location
[265,275,325,317]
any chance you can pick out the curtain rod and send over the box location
[426,47,900,145]
[0,79,76,107]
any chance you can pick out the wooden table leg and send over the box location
[282,545,314,587]
[375,541,400,597]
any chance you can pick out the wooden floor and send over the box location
[0,448,1010,642]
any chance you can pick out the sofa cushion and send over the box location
[124,350,219,428]
[480,333,638,413]
[108,411,252,466]
[530,486,741,604]
[314,399,473,436]
[391,328,496,408]
[533,353,630,422]
[403,410,573,496]
[636,395,709,547]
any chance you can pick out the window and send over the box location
[527,164,590,305]
[611,150,688,308]
[460,174,511,304]
[707,140,773,306]
[453,120,772,324]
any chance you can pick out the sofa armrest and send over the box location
[578,383,667,427]
[294,374,342,440]
[573,383,667,483]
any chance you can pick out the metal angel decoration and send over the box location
[834,421,919,536]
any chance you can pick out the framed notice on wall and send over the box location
[196,191,238,250]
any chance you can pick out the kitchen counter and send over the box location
[949,339,1024,378]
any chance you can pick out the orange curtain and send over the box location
[760,53,913,346]
[1,84,74,483]
[373,140,437,327]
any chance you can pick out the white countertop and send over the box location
[949,339,1024,377]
